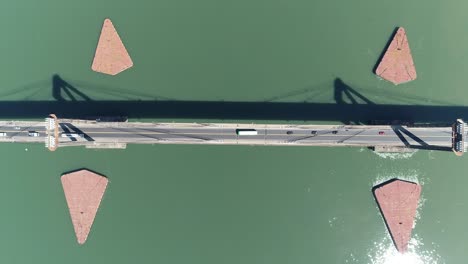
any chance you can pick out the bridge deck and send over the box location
[0,120,452,150]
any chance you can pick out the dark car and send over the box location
[286,131,293,135]
[378,131,385,135]
[332,130,338,134]
[311,130,317,135]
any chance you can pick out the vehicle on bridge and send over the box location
[236,129,258,136]
[61,133,84,138]
[0,132,6,137]
[28,131,39,137]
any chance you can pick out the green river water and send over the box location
[0,1,467,263]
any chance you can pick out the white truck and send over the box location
[61,133,84,138]
[28,131,39,137]
[236,129,258,136]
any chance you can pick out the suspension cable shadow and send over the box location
[52,74,92,102]
[391,125,452,151]
[60,123,94,141]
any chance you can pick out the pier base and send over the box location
[373,146,416,153]
[86,143,127,149]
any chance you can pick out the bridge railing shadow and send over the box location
[0,75,464,128]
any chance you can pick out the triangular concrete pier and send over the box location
[91,18,133,75]
[61,169,108,244]
[375,27,417,85]
[373,179,421,253]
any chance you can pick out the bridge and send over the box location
[0,75,466,155]
[0,116,462,156]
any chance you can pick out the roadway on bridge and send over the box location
[0,121,452,148]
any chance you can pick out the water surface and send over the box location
[0,1,466,263]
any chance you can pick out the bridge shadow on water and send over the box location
[1,75,465,128]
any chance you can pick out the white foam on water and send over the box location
[328,216,338,227]
[372,170,421,187]
[367,235,444,264]
[373,151,418,160]
[345,233,443,263]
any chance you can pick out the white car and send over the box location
[0,132,7,137]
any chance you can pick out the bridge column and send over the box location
[45,114,59,151]
[453,119,467,156]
